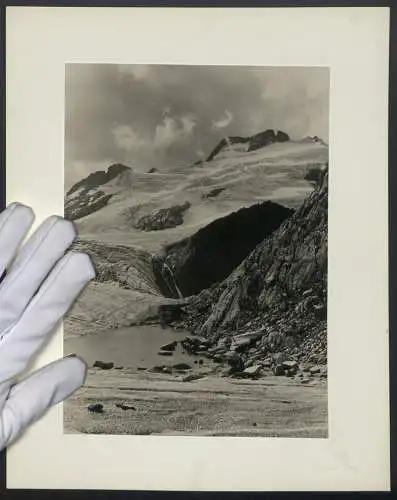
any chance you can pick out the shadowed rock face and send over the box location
[153,201,293,298]
[67,163,131,196]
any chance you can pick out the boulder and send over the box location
[243,365,262,378]
[225,351,244,372]
[172,363,192,370]
[310,365,321,374]
[282,360,298,369]
[230,337,253,352]
[160,341,178,352]
[116,403,136,411]
[182,374,205,382]
[150,364,166,373]
[273,364,285,376]
[88,403,104,414]
[93,360,114,370]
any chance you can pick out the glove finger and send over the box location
[0,355,86,449]
[0,215,77,335]
[0,251,95,386]
[0,203,34,279]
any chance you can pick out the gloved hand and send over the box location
[0,202,95,450]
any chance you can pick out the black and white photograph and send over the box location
[63,63,329,438]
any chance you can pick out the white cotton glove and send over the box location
[0,202,95,450]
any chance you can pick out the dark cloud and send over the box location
[65,64,329,187]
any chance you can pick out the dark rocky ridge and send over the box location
[152,201,293,298]
[205,129,290,162]
[67,163,131,196]
[165,168,328,376]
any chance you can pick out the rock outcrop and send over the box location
[133,202,191,232]
[65,189,113,221]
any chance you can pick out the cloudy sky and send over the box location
[65,64,329,188]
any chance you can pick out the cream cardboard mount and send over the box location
[5,6,390,491]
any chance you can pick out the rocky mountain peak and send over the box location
[67,163,132,196]
[205,129,290,162]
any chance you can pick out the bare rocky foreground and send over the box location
[64,368,327,437]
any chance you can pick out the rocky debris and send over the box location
[116,403,136,411]
[148,167,158,173]
[154,201,293,298]
[230,330,265,352]
[160,341,178,352]
[170,168,328,379]
[114,366,124,370]
[158,351,173,356]
[88,403,104,414]
[93,360,114,370]
[134,202,191,232]
[181,335,212,354]
[137,367,147,371]
[201,187,226,199]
